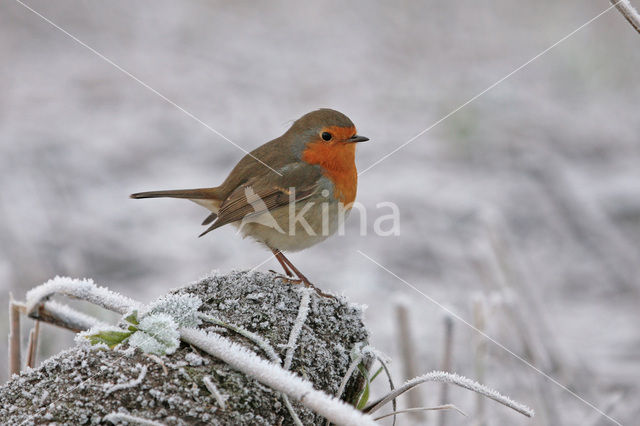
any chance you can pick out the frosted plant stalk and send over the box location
[104,365,148,395]
[281,288,313,425]
[200,313,300,424]
[200,314,281,364]
[202,376,226,409]
[335,352,362,401]
[611,0,640,34]
[366,371,534,418]
[180,327,376,426]
[26,276,140,315]
[283,288,312,370]
[103,412,165,426]
[372,405,466,421]
[42,300,107,330]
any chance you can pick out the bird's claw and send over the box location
[274,275,335,299]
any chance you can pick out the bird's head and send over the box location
[288,109,368,169]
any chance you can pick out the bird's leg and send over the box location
[276,251,334,299]
[272,249,294,277]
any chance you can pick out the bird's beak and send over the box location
[346,135,369,143]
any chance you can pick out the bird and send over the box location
[130,108,368,296]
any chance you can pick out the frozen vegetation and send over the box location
[0,272,374,424]
[2,271,534,424]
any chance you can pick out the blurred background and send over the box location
[1,1,639,424]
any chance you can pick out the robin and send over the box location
[131,108,368,296]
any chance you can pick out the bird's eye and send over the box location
[321,132,332,141]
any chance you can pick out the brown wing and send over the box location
[199,163,322,237]
[199,183,317,237]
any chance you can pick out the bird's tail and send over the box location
[130,187,224,221]
[130,187,222,200]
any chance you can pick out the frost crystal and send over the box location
[128,313,181,355]
[146,294,203,328]
[26,276,140,315]
[104,365,148,395]
[78,294,204,355]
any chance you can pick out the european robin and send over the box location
[130,108,368,296]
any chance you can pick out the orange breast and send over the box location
[301,126,358,205]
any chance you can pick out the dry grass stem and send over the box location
[611,0,640,34]
[9,297,21,377]
[365,371,534,418]
[373,404,466,421]
[438,315,454,426]
[25,319,40,369]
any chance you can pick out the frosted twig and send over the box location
[28,300,106,332]
[26,276,140,315]
[200,314,281,364]
[365,371,534,418]
[200,313,300,424]
[611,0,640,34]
[283,288,312,370]
[202,376,226,410]
[103,412,166,426]
[372,405,466,421]
[25,320,40,369]
[283,394,304,426]
[335,352,363,401]
[180,327,376,426]
[281,289,312,424]
[472,297,488,423]
[438,315,454,426]
[104,365,148,395]
[9,296,21,376]
[326,347,364,426]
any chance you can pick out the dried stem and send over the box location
[25,319,40,369]
[365,371,534,418]
[611,0,640,35]
[24,300,105,332]
[373,404,466,421]
[438,315,454,426]
[200,314,281,363]
[9,296,21,376]
[473,297,488,425]
[336,353,362,402]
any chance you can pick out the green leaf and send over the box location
[124,310,139,325]
[87,330,134,348]
[356,363,372,410]
[370,366,384,383]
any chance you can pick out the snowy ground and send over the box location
[1,1,639,425]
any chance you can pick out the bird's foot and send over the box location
[269,269,293,278]
[298,278,335,299]
[274,274,335,299]
[274,275,303,285]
